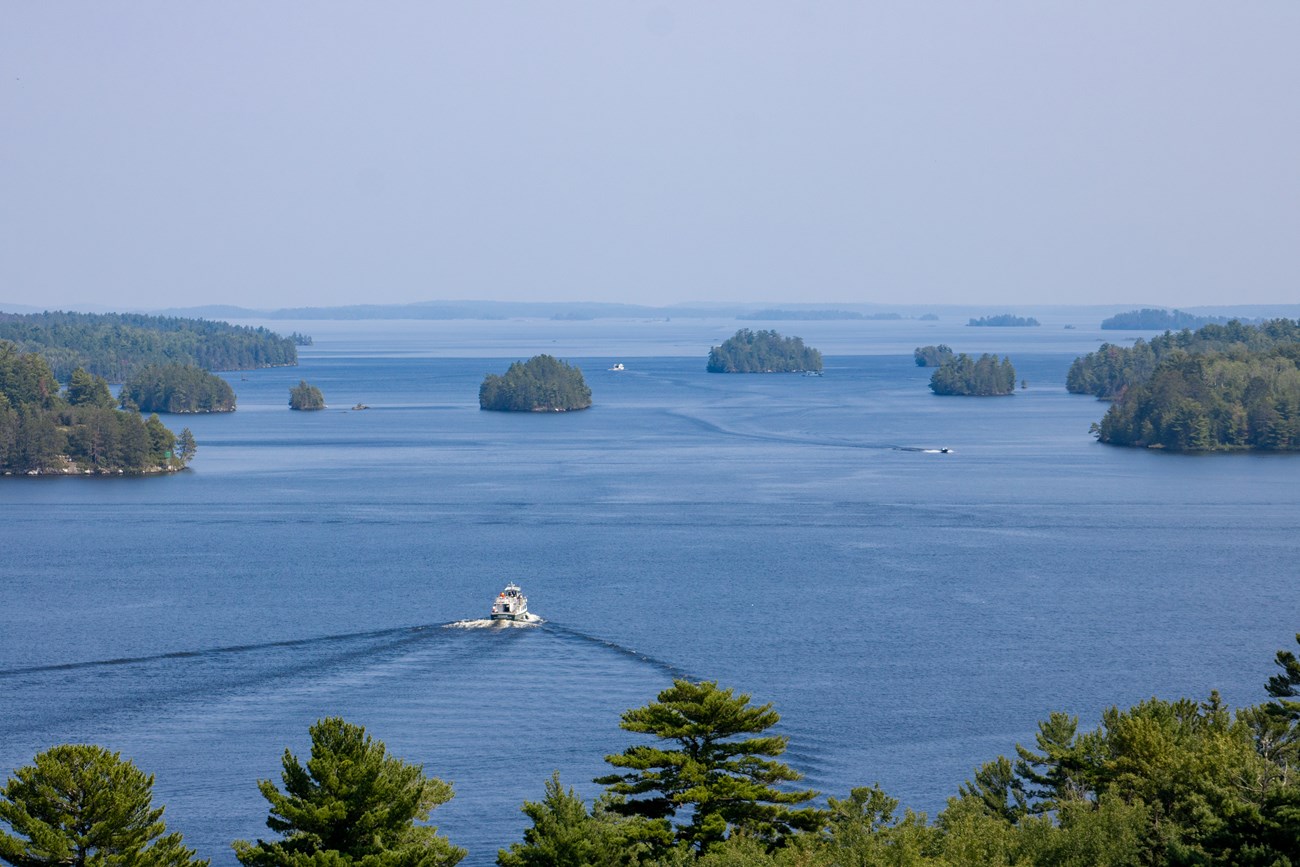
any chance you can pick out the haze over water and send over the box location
[3,318,1298,865]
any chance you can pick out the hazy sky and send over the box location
[3,3,1298,311]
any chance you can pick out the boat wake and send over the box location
[444,614,544,629]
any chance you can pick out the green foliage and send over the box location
[0,343,191,474]
[233,718,464,867]
[119,365,236,414]
[288,380,326,411]
[497,773,667,867]
[1101,308,1231,331]
[967,315,1039,327]
[1068,318,1300,399]
[479,355,592,412]
[596,680,819,853]
[0,310,297,382]
[913,345,954,367]
[706,330,822,374]
[65,368,115,409]
[0,743,206,867]
[1094,347,1300,450]
[928,354,1016,396]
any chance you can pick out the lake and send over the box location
[2,317,1298,864]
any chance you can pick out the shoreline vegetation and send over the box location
[707,328,823,373]
[0,343,196,475]
[0,310,296,382]
[479,354,592,412]
[120,364,236,414]
[1068,319,1300,451]
[967,314,1040,327]
[289,379,326,410]
[7,634,1300,865]
[929,353,1017,396]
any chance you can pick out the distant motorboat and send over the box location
[490,583,529,621]
[609,363,625,371]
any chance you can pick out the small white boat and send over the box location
[609,363,625,371]
[490,583,529,621]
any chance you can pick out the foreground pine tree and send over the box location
[232,717,464,866]
[596,679,820,852]
[0,744,206,867]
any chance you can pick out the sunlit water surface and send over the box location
[3,318,1298,864]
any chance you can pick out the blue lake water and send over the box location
[2,318,1299,864]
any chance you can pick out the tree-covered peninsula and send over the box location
[968,314,1039,327]
[0,310,297,382]
[929,353,1016,396]
[479,355,592,412]
[289,380,325,410]
[1101,307,1231,330]
[1067,318,1300,400]
[706,329,823,373]
[0,342,195,475]
[120,364,236,414]
[1094,347,1300,451]
[913,344,954,367]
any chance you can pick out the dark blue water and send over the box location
[3,319,1298,864]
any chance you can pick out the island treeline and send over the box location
[968,314,1039,327]
[0,342,195,474]
[289,380,326,410]
[929,353,1016,396]
[1067,319,1300,400]
[120,364,236,414]
[0,310,297,382]
[707,329,823,373]
[479,354,592,412]
[8,634,1300,865]
[1101,308,1233,330]
[913,344,954,367]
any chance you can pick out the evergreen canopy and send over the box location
[288,380,325,411]
[928,354,1016,396]
[119,364,236,414]
[0,310,296,382]
[233,717,464,867]
[706,329,822,373]
[596,680,819,852]
[0,744,206,867]
[479,355,592,412]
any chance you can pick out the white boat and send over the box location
[609,363,625,371]
[490,583,529,621]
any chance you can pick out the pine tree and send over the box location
[0,744,206,867]
[596,680,819,852]
[232,717,464,867]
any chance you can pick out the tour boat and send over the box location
[490,583,529,621]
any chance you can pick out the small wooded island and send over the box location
[119,364,236,413]
[929,353,1017,396]
[913,344,954,367]
[479,355,592,412]
[706,328,823,373]
[289,380,326,410]
[967,314,1040,327]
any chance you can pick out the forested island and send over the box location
[289,380,326,410]
[0,342,195,474]
[479,355,592,412]
[913,344,954,367]
[1067,319,1300,400]
[7,634,1300,866]
[706,329,823,373]
[1100,308,1232,330]
[929,353,1016,395]
[968,314,1040,327]
[120,364,236,413]
[0,310,297,381]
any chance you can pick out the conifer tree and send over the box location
[0,744,206,867]
[596,680,819,852]
[232,717,464,867]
